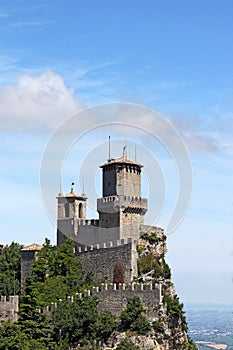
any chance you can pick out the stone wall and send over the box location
[76,240,138,283]
[0,296,18,323]
[92,283,162,318]
[42,283,162,320]
[21,250,37,288]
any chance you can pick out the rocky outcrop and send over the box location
[102,232,197,350]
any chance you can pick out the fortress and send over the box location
[57,152,164,284]
[1,151,165,323]
[0,151,195,350]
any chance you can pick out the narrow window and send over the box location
[65,203,69,217]
[79,203,83,218]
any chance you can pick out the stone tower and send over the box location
[56,153,148,247]
[57,185,87,245]
[97,156,148,241]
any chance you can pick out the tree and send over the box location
[0,242,23,295]
[163,293,187,330]
[52,296,116,346]
[95,311,116,342]
[120,296,151,335]
[30,238,84,305]
[0,322,27,350]
[17,278,54,348]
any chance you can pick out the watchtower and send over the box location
[97,156,147,241]
[57,185,87,245]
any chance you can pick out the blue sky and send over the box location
[0,0,233,304]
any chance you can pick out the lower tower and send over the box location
[57,185,87,245]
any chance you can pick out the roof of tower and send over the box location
[57,184,87,199]
[100,156,143,168]
[21,243,43,251]
[65,192,87,198]
[57,192,87,199]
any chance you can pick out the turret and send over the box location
[57,184,87,245]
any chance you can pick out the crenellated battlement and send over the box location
[75,237,137,253]
[97,195,147,207]
[97,195,148,217]
[40,283,162,319]
[77,219,99,226]
[0,295,18,323]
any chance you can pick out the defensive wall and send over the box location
[0,296,18,323]
[75,239,138,283]
[41,282,162,319]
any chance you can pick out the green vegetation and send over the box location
[0,238,196,349]
[52,296,116,347]
[116,339,140,349]
[137,254,171,280]
[30,238,84,305]
[163,293,187,330]
[120,296,151,335]
[153,320,164,333]
[140,232,161,245]
[0,239,113,349]
[0,242,23,296]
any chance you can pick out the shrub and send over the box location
[116,339,140,350]
[140,232,160,245]
[120,297,151,335]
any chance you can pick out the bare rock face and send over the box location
[105,327,191,350]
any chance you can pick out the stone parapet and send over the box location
[75,237,137,253]
[0,295,18,323]
[97,195,148,213]
[40,283,162,319]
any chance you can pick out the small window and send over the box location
[65,203,69,217]
[79,203,83,218]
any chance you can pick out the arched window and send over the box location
[79,203,83,218]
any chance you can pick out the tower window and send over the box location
[79,203,83,218]
[108,181,111,187]
[65,203,69,217]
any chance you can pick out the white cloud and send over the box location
[0,70,81,131]
[170,112,233,155]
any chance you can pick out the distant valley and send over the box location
[186,304,233,350]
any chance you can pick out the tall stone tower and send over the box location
[97,156,148,241]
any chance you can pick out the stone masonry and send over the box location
[0,295,18,323]
[56,154,156,285]
[21,244,43,289]
[41,283,162,320]
[76,239,138,283]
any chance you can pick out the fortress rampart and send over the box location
[0,296,18,323]
[41,283,162,319]
[76,239,138,283]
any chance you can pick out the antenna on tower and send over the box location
[135,143,137,162]
[59,173,63,195]
[108,136,111,160]
[82,176,85,195]
[71,181,74,193]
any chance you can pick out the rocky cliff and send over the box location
[104,231,197,350]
